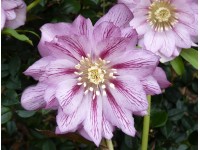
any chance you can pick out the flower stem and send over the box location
[141,95,151,150]
[106,139,114,150]
[27,0,41,12]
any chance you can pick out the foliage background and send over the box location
[1,0,198,149]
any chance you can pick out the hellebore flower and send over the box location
[1,0,26,29]
[119,0,198,62]
[21,4,170,146]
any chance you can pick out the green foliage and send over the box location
[1,0,197,149]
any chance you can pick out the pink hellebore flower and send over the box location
[1,0,26,29]
[119,0,198,62]
[21,4,170,146]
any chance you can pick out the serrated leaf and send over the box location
[181,48,198,69]
[16,110,36,118]
[2,28,33,45]
[170,56,185,75]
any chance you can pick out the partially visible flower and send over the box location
[1,0,26,29]
[21,4,170,146]
[120,0,198,62]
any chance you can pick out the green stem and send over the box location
[27,0,41,12]
[141,95,151,150]
[106,139,114,150]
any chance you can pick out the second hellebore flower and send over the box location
[21,4,170,146]
[119,0,198,62]
[1,0,26,29]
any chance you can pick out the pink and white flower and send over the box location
[1,0,26,29]
[21,4,170,146]
[119,0,198,62]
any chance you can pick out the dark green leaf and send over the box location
[188,131,198,145]
[151,110,168,128]
[42,140,56,150]
[8,56,21,76]
[1,107,12,124]
[16,110,36,118]
[6,121,17,135]
[168,109,184,121]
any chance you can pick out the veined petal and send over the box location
[56,95,88,133]
[24,56,55,80]
[38,23,72,56]
[72,15,93,39]
[93,22,121,43]
[56,35,91,59]
[40,59,76,81]
[97,37,131,60]
[44,86,59,109]
[111,49,159,78]
[102,115,114,139]
[109,76,148,112]
[95,4,133,27]
[21,83,47,110]
[83,95,102,146]
[141,76,162,95]
[133,110,148,116]
[173,23,192,48]
[152,67,171,89]
[103,90,136,136]
[55,79,84,115]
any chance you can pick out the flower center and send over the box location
[74,54,117,98]
[147,1,178,32]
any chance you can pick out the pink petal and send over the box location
[5,10,16,20]
[71,15,93,39]
[153,67,171,89]
[1,8,6,29]
[141,76,162,95]
[136,23,151,35]
[173,23,192,48]
[44,86,59,109]
[24,56,55,80]
[133,110,148,116]
[96,37,131,60]
[93,22,121,43]
[56,96,88,133]
[159,31,175,57]
[102,90,136,136]
[21,83,47,110]
[56,35,91,59]
[2,0,20,10]
[110,49,159,78]
[55,79,84,115]
[109,76,148,112]
[40,59,76,81]
[129,16,146,29]
[5,1,26,29]
[95,4,133,27]
[83,95,102,146]
[102,115,114,139]
[144,30,163,53]
[44,41,79,63]
[38,23,72,57]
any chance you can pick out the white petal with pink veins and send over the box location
[95,4,133,27]
[102,115,114,139]
[110,50,159,78]
[21,83,48,110]
[38,23,72,56]
[56,79,84,115]
[141,76,161,95]
[93,22,121,43]
[83,95,103,146]
[40,59,76,81]
[102,90,136,136]
[108,76,148,112]
[56,96,89,133]
[24,56,55,80]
